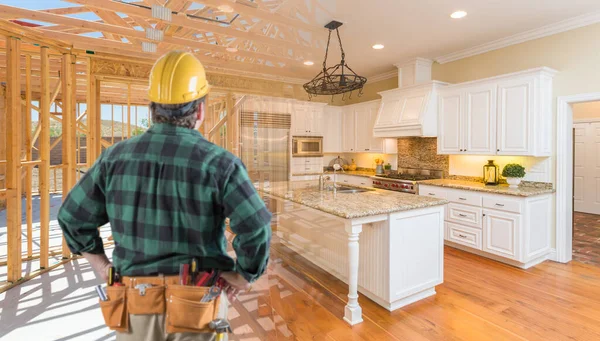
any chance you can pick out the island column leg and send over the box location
[344,222,363,325]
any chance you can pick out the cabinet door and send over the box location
[323,107,342,153]
[438,90,463,154]
[375,93,403,127]
[342,108,356,152]
[464,85,496,154]
[354,107,371,152]
[309,108,324,135]
[368,102,384,152]
[483,209,521,260]
[292,106,309,135]
[497,77,533,155]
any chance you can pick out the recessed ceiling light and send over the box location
[372,44,384,50]
[450,10,467,19]
[218,4,234,13]
[226,47,238,53]
[303,60,314,66]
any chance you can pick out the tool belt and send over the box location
[98,275,222,334]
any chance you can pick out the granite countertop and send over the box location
[257,181,447,219]
[292,170,378,178]
[418,179,555,197]
[324,170,377,178]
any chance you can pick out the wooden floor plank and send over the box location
[224,231,600,341]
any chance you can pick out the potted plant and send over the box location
[384,163,392,171]
[502,163,526,188]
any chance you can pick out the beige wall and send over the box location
[573,101,600,120]
[329,77,398,106]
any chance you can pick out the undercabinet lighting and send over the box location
[218,4,234,13]
[450,10,467,19]
[372,44,384,50]
[226,47,238,53]
[303,60,314,66]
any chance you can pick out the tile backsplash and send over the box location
[397,137,449,175]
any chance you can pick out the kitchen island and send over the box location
[258,181,447,325]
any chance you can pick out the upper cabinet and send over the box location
[437,67,556,156]
[291,102,326,136]
[323,106,342,153]
[343,100,397,153]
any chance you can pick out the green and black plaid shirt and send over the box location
[58,123,272,282]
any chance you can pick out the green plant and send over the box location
[384,163,392,170]
[502,163,526,178]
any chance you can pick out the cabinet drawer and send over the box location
[482,196,522,214]
[447,203,482,228]
[446,222,482,250]
[353,177,373,187]
[419,185,447,199]
[447,189,482,206]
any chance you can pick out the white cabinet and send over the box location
[418,184,552,269]
[438,89,462,154]
[496,76,533,155]
[335,174,373,187]
[292,157,323,174]
[292,103,326,136]
[465,85,496,154]
[342,107,356,152]
[482,209,521,260]
[437,67,556,156]
[438,83,497,154]
[342,101,397,154]
[323,106,342,153]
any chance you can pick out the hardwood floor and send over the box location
[574,212,600,266]
[225,232,600,341]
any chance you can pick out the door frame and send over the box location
[556,92,600,263]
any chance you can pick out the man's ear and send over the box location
[197,101,204,121]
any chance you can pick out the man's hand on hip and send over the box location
[82,252,113,283]
[220,271,251,302]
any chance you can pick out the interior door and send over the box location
[574,122,600,215]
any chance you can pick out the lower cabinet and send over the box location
[419,184,551,269]
[482,209,521,260]
[335,174,373,187]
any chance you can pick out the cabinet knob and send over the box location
[497,149,500,152]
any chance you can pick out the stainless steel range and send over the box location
[372,168,444,194]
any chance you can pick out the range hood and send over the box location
[373,58,447,138]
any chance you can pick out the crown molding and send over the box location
[435,11,600,64]
[368,69,398,83]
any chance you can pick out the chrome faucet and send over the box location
[319,174,331,190]
[332,163,344,190]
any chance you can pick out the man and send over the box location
[58,51,272,340]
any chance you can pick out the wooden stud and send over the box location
[6,36,23,283]
[25,54,33,258]
[127,83,131,139]
[37,51,49,270]
[61,53,76,259]
[85,58,95,167]
[95,79,101,157]
[0,82,5,190]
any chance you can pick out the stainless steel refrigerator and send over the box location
[239,111,290,187]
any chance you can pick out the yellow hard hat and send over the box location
[148,51,210,104]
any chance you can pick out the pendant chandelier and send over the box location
[303,21,367,101]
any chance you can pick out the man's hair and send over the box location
[150,97,205,129]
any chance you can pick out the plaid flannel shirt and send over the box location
[57,123,272,282]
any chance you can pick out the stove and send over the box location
[372,168,444,194]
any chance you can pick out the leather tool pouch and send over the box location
[99,286,129,332]
[165,285,221,334]
[126,276,167,315]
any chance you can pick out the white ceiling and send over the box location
[304,0,600,78]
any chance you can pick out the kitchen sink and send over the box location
[334,187,371,193]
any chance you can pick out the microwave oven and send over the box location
[292,136,323,157]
